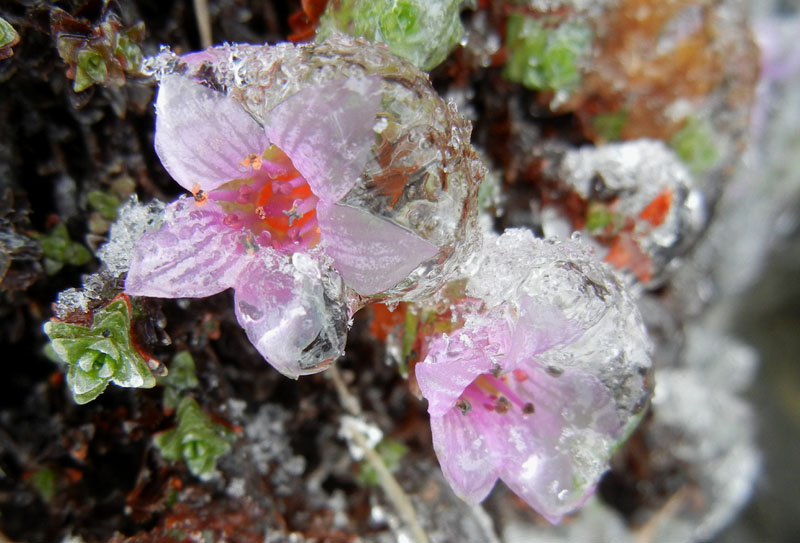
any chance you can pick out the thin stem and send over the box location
[192,0,213,49]
[328,366,430,543]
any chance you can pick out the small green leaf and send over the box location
[592,111,628,142]
[317,0,465,71]
[44,297,157,404]
[670,117,719,175]
[356,438,409,487]
[159,351,199,410]
[74,49,107,92]
[0,16,20,49]
[35,223,92,271]
[585,202,622,234]
[29,468,58,502]
[88,190,122,220]
[503,14,591,93]
[154,397,235,480]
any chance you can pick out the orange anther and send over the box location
[191,184,208,207]
[239,153,263,170]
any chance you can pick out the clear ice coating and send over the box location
[129,38,484,377]
[315,0,467,71]
[552,139,707,286]
[144,36,485,306]
[415,228,652,522]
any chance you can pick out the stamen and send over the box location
[239,153,263,170]
[192,184,208,206]
[455,398,471,416]
[495,396,512,415]
[283,200,302,226]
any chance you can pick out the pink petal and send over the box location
[124,198,250,298]
[264,77,382,202]
[505,296,583,372]
[154,75,269,193]
[416,315,512,417]
[430,407,502,503]
[498,366,621,521]
[232,254,346,378]
[317,202,438,296]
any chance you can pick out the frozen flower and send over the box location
[125,72,438,377]
[415,229,652,522]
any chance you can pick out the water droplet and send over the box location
[237,301,263,322]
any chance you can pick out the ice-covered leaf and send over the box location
[44,297,156,404]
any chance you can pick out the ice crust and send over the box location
[466,229,653,421]
[144,36,485,306]
[556,140,706,286]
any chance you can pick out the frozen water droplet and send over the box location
[237,300,263,322]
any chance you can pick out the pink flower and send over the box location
[125,73,437,377]
[415,230,652,522]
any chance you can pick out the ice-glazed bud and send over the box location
[128,38,482,378]
[144,36,485,306]
[315,0,467,71]
[415,229,652,522]
[552,140,707,286]
[44,296,158,404]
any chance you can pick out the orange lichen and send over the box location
[639,189,673,226]
[605,234,653,283]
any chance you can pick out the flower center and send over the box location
[207,145,320,253]
[457,372,536,417]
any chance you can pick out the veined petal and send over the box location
[155,75,269,193]
[430,408,502,504]
[416,315,511,417]
[505,296,584,372]
[264,77,382,202]
[498,366,621,521]
[233,253,346,379]
[124,198,250,298]
[317,202,438,296]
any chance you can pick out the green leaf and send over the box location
[592,110,628,142]
[88,190,122,220]
[154,397,235,480]
[29,468,58,502]
[670,117,719,175]
[356,438,409,487]
[503,14,591,93]
[74,49,108,92]
[44,297,157,404]
[35,223,92,270]
[317,0,465,71]
[0,16,20,49]
[159,351,199,410]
